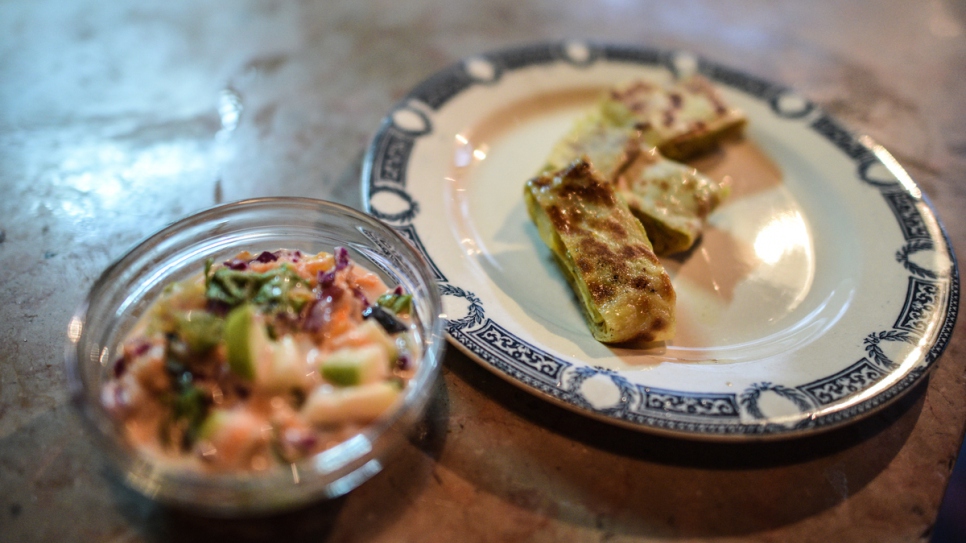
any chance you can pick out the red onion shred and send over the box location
[223,258,248,270]
[317,270,336,288]
[113,357,128,378]
[303,297,334,332]
[132,341,151,357]
[255,251,278,263]
[334,247,349,271]
[352,287,370,309]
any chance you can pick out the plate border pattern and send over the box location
[362,41,960,438]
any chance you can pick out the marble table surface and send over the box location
[2,1,965,541]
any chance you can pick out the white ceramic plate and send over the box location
[362,42,959,439]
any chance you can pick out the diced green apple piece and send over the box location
[320,345,390,386]
[224,304,269,381]
[225,304,309,389]
[302,381,402,425]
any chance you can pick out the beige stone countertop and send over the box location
[1,1,964,542]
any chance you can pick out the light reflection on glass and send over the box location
[67,316,83,342]
[314,434,372,473]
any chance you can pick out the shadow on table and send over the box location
[932,436,966,542]
[108,370,450,543]
[441,347,928,538]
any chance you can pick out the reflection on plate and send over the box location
[362,42,958,440]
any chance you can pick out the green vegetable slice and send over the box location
[321,362,362,387]
[206,264,310,314]
[376,292,412,315]
[223,304,265,380]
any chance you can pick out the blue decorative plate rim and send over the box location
[361,41,959,439]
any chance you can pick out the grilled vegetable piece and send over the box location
[615,146,729,255]
[543,115,639,180]
[524,159,676,343]
[598,75,747,161]
[543,111,730,255]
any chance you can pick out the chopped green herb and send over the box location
[206,264,309,315]
[376,292,412,315]
[160,352,212,450]
[173,384,209,449]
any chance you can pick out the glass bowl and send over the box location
[65,198,445,515]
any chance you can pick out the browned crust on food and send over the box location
[658,116,747,161]
[588,216,627,238]
[524,159,676,342]
[530,160,667,303]
[553,162,617,207]
[607,75,748,161]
